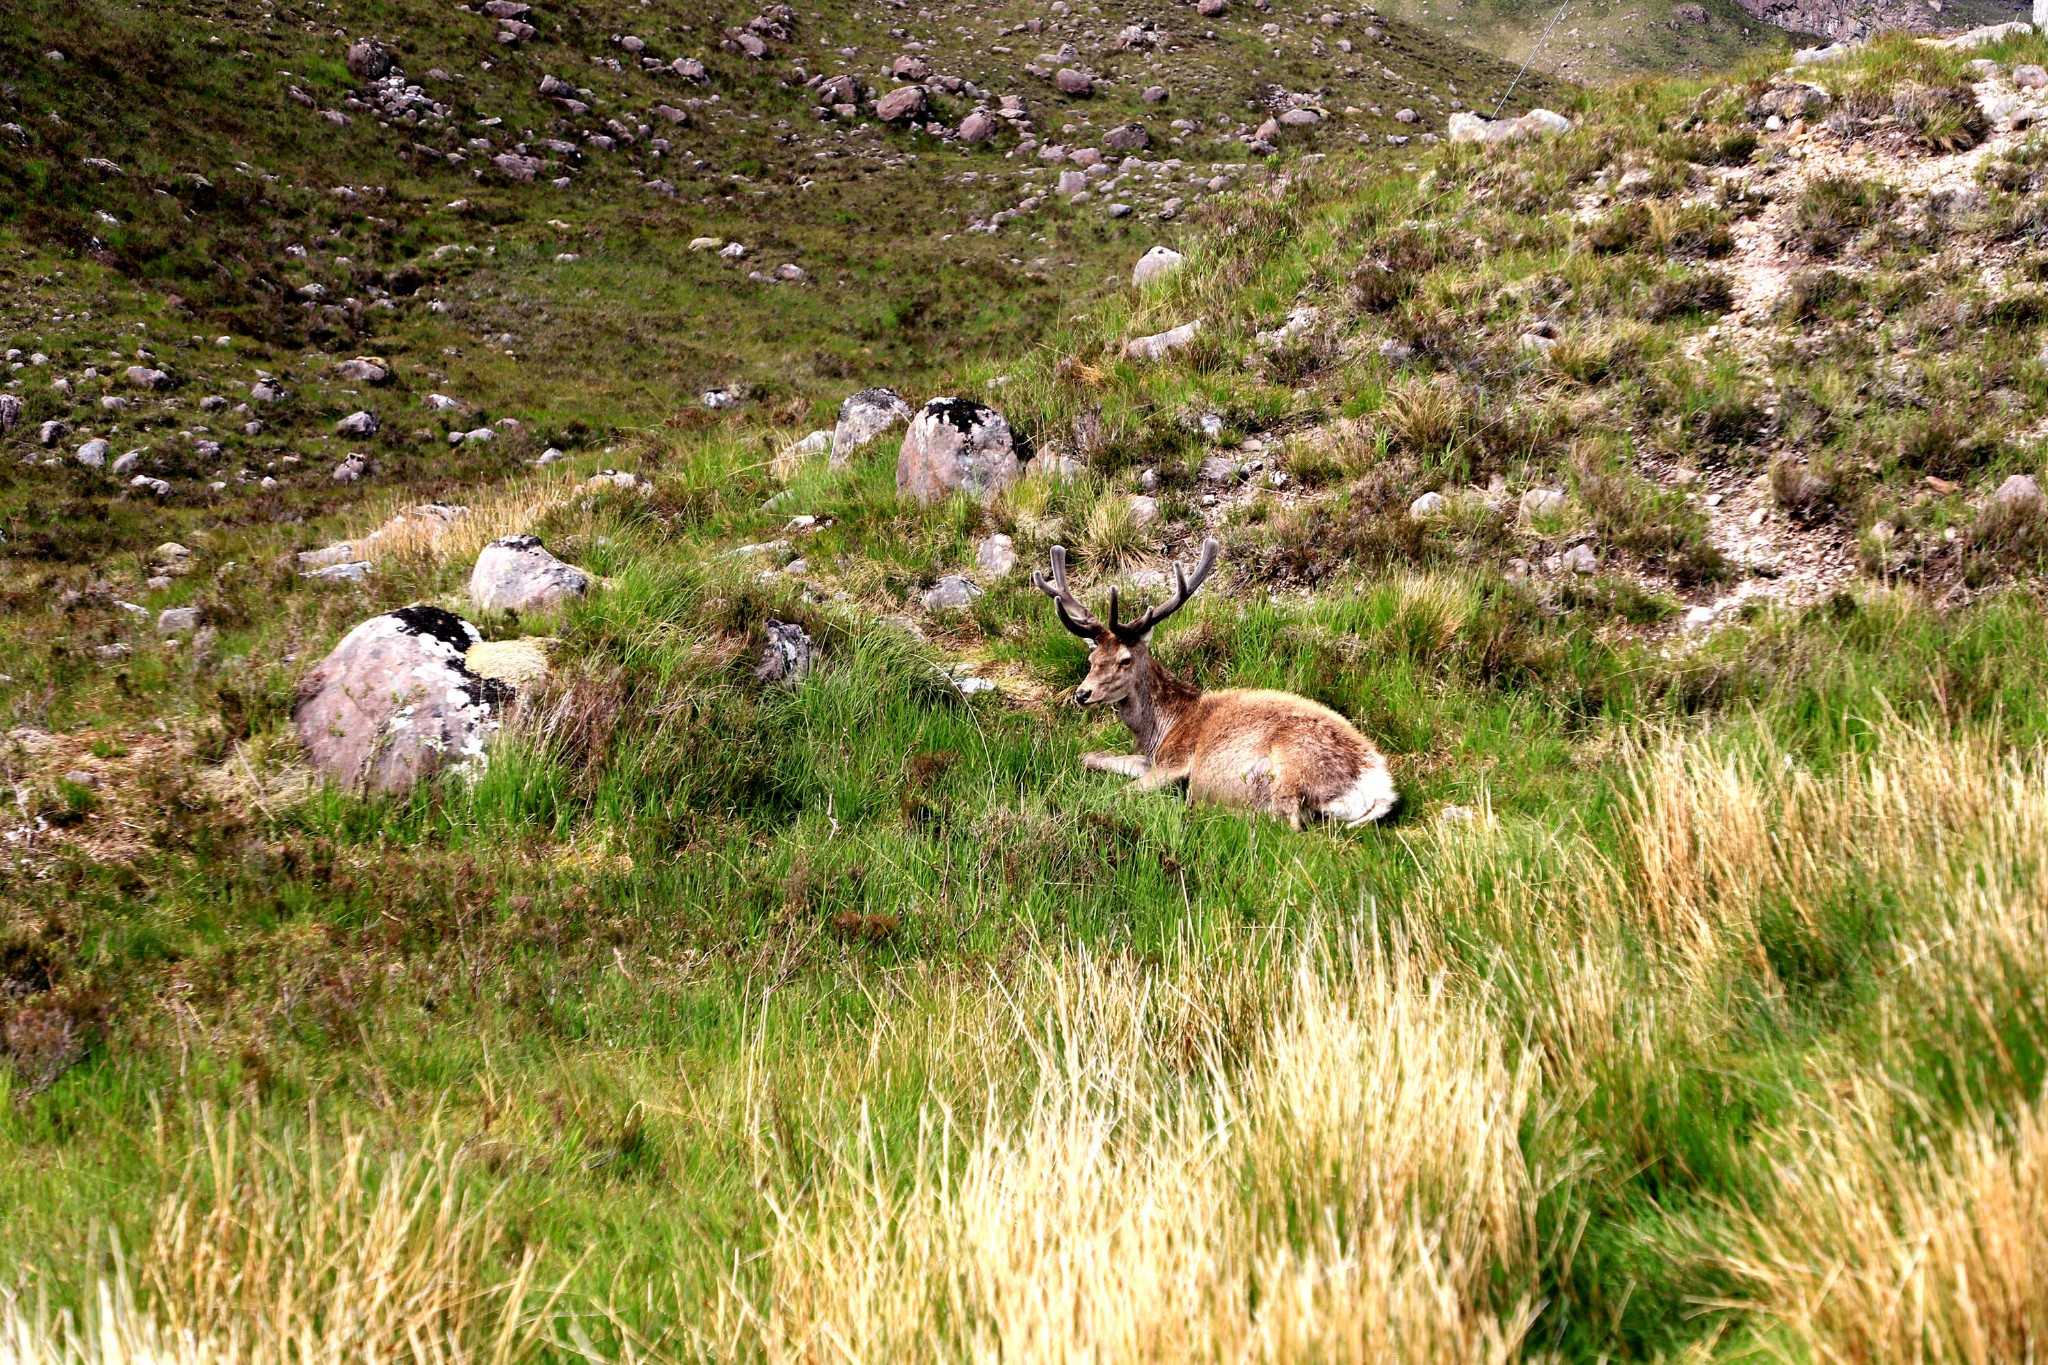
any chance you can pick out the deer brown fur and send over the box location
[1034,540,1398,828]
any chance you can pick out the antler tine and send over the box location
[1113,538,1223,640]
[1034,544,1103,639]
[1107,585,1122,635]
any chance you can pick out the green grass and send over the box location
[15,10,2048,1364]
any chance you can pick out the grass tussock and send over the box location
[1,1114,556,1365]
[730,933,1537,1363]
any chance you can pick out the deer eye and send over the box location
[1117,655,1132,668]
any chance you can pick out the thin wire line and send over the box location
[1493,0,1574,119]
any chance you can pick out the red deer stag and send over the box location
[1035,539,1397,828]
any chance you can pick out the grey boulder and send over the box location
[896,397,1019,503]
[755,619,817,682]
[156,606,202,637]
[335,410,380,437]
[294,605,507,796]
[467,534,591,614]
[335,356,393,384]
[831,386,913,466]
[1132,245,1184,287]
[922,574,983,610]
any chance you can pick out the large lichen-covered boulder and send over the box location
[895,397,1019,503]
[293,606,509,795]
[467,535,590,614]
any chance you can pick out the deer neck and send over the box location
[1118,655,1201,758]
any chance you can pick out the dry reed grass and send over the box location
[1723,1084,2048,1364]
[724,932,1538,1364]
[1,1114,557,1365]
[352,471,585,572]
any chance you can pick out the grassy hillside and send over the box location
[12,6,2048,1364]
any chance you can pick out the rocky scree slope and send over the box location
[0,0,1558,578]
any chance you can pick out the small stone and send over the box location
[335,356,392,384]
[156,606,202,637]
[875,85,929,122]
[1409,490,1446,520]
[335,410,380,437]
[75,438,109,468]
[1130,494,1159,526]
[1132,245,1185,287]
[1561,544,1598,574]
[112,450,141,475]
[1520,488,1567,520]
[1055,68,1094,97]
[831,387,913,466]
[1997,473,2042,509]
[977,533,1018,577]
[468,534,591,614]
[922,574,983,610]
[755,620,817,682]
[1124,319,1202,361]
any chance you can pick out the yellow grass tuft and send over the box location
[727,931,1538,1363]
[345,471,584,571]
[1,1113,558,1365]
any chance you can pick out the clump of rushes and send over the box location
[1380,376,1467,460]
[1893,81,1988,152]
[1081,491,1147,572]
[1787,176,1899,258]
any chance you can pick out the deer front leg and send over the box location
[1131,756,1192,792]
[1083,752,1152,779]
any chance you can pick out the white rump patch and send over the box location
[1322,762,1398,827]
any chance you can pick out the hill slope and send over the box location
[14,10,2048,1365]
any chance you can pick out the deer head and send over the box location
[1033,539,1219,706]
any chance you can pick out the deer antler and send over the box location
[1032,545,1104,639]
[1110,539,1220,642]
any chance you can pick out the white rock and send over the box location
[1132,245,1185,287]
[156,606,202,637]
[831,387,913,467]
[75,438,109,468]
[977,533,1018,577]
[1124,319,1203,361]
[1561,544,1599,574]
[1997,472,2042,509]
[293,606,504,795]
[468,534,591,614]
[1409,491,1446,519]
[922,574,983,610]
[1520,487,1567,520]
[896,397,1018,503]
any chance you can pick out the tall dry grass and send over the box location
[352,471,586,571]
[1,1115,557,1365]
[1723,1084,2048,1364]
[726,932,1539,1364]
